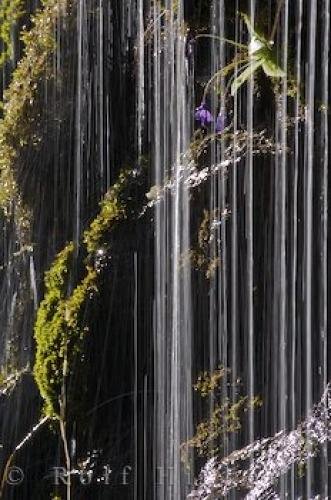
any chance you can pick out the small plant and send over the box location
[200,10,285,102]
[181,368,262,463]
[230,12,285,95]
[187,208,230,279]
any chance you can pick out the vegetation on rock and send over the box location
[83,169,131,255]
[0,0,69,236]
[0,0,25,68]
[34,168,136,418]
[181,368,262,462]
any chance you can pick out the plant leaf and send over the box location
[240,12,269,45]
[231,59,263,96]
[261,56,286,78]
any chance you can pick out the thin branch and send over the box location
[202,57,249,102]
[0,416,49,499]
[59,418,71,500]
[195,34,247,50]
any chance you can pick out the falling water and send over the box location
[151,1,193,497]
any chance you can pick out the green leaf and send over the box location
[240,12,269,45]
[231,59,263,96]
[261,56,286,77]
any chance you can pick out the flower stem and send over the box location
[195,34,247,50]
[202,58,249,102]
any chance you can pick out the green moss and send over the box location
[187,209,221,279]
[0,0,69,234]
[181,368,263,463]
[33,242,98,418]
[83,169,131,254]
[194,366,230,397]
[34,168,138,419]
[0,0,25,68]
[33,243,74,417]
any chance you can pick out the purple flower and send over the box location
[216,111,227,133]
[195,102,214,128]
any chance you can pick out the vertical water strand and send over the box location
[29,254,38,311]
[134,251,138,500]
[215,0,229,459]
[304,0,317,495]
[180,11,192,493]
[98,0,105,192]
[170,4,181,493]
[152,1,165,498]
[208,2,218,456]
[166,0,175,493]
[231,2,240,467]
[170,1,192,495]
[52,9,59,251]
[320,0,329,495]
[106,4,113,189]
[272,46,281,437]
[279,0,288,495]
[75,0,84,245]
[166,1,175,493]
[247,0,255,444]
[208,0,216,409]
[134,2,145,497]
[290,0,302,496]
[137,0,144,157]
[182,19,194,495]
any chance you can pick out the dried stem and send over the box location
[0,416,49,499]
[202,57,249,102]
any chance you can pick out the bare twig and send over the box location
[0,416,49,499]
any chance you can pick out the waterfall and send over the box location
[150,1,193,496]
[146,0,330,497]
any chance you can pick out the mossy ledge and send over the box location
[0,0,25,68]
[83,169,132,254]
[33,169,135,419]
[0,0,70,237]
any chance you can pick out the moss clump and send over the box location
[186,209,223,279]
[83,169,133,254]
[183,396,260,459]
[181,368,262,463]
[0,0,69,234]
[33,242,74,417]
[34,168,140,419]
[33,242,98,418]
[194,367,230,397]
[0,0,25,68]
